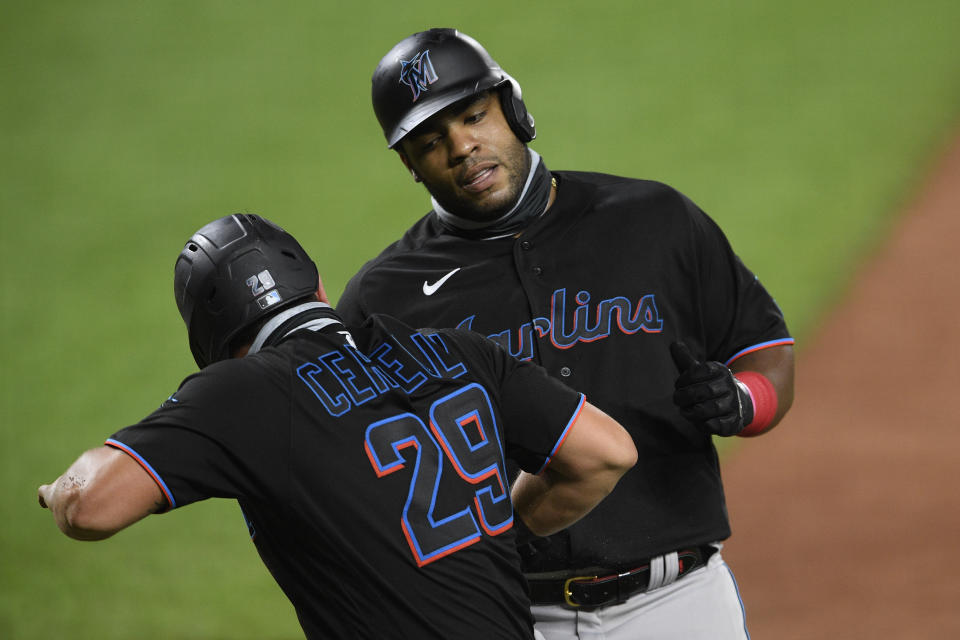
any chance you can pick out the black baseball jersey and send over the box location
[337,171,794,572]
[106,313,585,639]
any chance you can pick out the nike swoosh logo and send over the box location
[422,268,461,296]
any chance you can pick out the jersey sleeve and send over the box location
[681,194,793,362]
[447,330,586,474]
[499,364,586,475]
[106,359,290,510]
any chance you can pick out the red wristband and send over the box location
[734,371,777,437]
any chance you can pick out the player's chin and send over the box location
[459,186,517,217]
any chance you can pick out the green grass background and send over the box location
[2,1,958,637]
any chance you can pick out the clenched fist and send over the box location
[670,342,753,437]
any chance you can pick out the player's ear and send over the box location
[396,149,421,183]
[315,273,330,304]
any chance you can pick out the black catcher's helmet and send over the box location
[371,28,535,148]
[173,214,318,368]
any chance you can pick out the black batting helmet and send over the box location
[371,28,535,148]
[173,214,318,369]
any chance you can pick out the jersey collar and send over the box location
[247,301,344,356]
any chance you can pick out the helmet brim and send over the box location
[385,78,502,148]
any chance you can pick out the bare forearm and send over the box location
[39,472,115,540]
[511,467,619,537]
[729,344,795,432]
[512,402,636,535]
[38,446,165,541]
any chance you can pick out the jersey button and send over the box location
[520,240,532,251]
[560,366,571,377]
[532,266,543,276]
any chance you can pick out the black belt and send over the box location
[525,545,717,608]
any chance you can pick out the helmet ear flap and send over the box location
[497,76,536,143]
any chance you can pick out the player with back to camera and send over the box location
[336,28,796,639]
[38,213,637,640]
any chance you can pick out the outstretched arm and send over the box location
[511,402,636,537]
[38,446,165,541]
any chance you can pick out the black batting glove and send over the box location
[670,342,754,437]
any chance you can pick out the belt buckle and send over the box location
[563,575,597,607]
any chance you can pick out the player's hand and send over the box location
[38,482,54,509]
[670,342,753,437]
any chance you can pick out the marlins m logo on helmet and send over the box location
[399,50,438,102]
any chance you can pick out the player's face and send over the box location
[398,92,530,222]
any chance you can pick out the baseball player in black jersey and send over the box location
[38,213,636,639]
[337,29,796,639]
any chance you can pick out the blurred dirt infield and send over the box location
[722,132,960,638]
